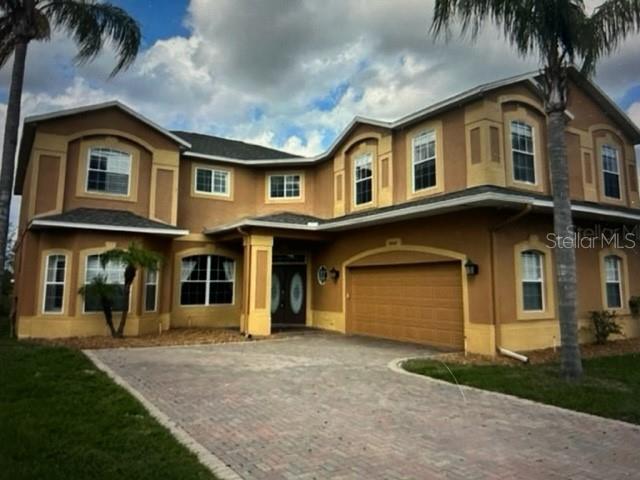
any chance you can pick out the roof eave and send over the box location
[29,219,189,237]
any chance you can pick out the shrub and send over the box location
[629,296,640,319]
[589,310,623,345]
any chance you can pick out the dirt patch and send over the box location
[31,328,251,350]
[433,337,640,366]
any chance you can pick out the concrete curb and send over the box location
[388,356,640,431]
[84,350,244,480]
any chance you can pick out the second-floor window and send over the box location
[511,121,536,184]
[412,130,436,191]
[602,145,621,199]
[521,250,544,311]
[87,148,131,195]
[269,174,301,199]
[354,153,373,205]
[195,167,230,196]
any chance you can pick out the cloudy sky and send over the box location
[1,0,639,160]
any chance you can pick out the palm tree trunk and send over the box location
[103,304,117,338]
[0,41,28,272]
[116,266,136,337]
[548,108,583,380]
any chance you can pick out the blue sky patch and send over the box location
[311,81,350,111]
[111,0,190,46]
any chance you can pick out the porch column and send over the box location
[241,234,273,336]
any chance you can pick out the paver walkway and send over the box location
[91,333,640,480]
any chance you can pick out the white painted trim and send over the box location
[205,191,640,234]
[85,147,133,197]
[24,101,191,148]
[84,351,244,480]
[42,253,67,315]
[30,219,189,236]
[267,173,303,200]
[194,166,231,197]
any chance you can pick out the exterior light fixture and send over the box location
[329,267,340,281]
[465,259,479,276]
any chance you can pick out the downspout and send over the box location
[489,204,533,358]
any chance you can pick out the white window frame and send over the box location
[144,268,159,313]
[353,153,373,206]
[268,174,301,199]
[602,144,621,199]
[86,147,132,196]
[510,121,537,185]
[179,255,236,307]
[604,255,623,309]
[83,254,129,314]
[411,130,437,193]
[521,250,545,312]
[194,166,230,197]
[42,254,67,314]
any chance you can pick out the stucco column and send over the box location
[241,234,273,336]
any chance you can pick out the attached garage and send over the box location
[346,261,464,349]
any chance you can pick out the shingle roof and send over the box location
[250,212,323,225]
[30,208,188,235]
[172,131,299,160]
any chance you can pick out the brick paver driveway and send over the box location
[91,333,640,480]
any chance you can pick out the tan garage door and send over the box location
[347,262,464,349]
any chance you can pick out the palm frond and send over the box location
[41,0,140,76]
[0,16,16,67]
[584,0,640,72]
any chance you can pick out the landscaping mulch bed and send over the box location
[434,337,640,366]
[32,327,251,350]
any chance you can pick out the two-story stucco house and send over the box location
[12,68,640,355]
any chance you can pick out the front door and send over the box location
[271,265,306,325]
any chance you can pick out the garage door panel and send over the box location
[348,262,464,349]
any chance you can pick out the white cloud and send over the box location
[1,0,640,159]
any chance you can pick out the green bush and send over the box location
[629,296,640,319]
[589,310,623,345]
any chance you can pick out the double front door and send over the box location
[271,264,306,325]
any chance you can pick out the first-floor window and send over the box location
[144,268,158,312]
[412,130,436,191]
[521,250,544,311]
[180,255,234,305]
[269,174,301,199]
[84,254,126,312]
[43,254,66,313]
[195,167,230,196]
[354,153,373,205]
[604,255,622,308]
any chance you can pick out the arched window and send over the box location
[180,255,235,305]
[511,121,536,184]
[604,255,623,308]
[521,250,544,311]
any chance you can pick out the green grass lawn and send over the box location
[403,353,640,425]
[0,319,217,480]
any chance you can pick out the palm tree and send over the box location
[78,275,118,337]
[432,0,640,380]
[0,0,140,278]
[100,242,162,337]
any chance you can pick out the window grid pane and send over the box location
[84,254,126,312]
[270,175,300,198]
[413,131,437,191]
[144,268,158,312]
[521,251,544,311]
[180,255,235,306]
[354,154,373,205]
[604,256,622,308]
[511,121,536,183]
[44,255,66,313]
[602,145,620,198]
[87,148,131,195]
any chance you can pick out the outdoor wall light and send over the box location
[465,259,479,276]
[329,267,340,281]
